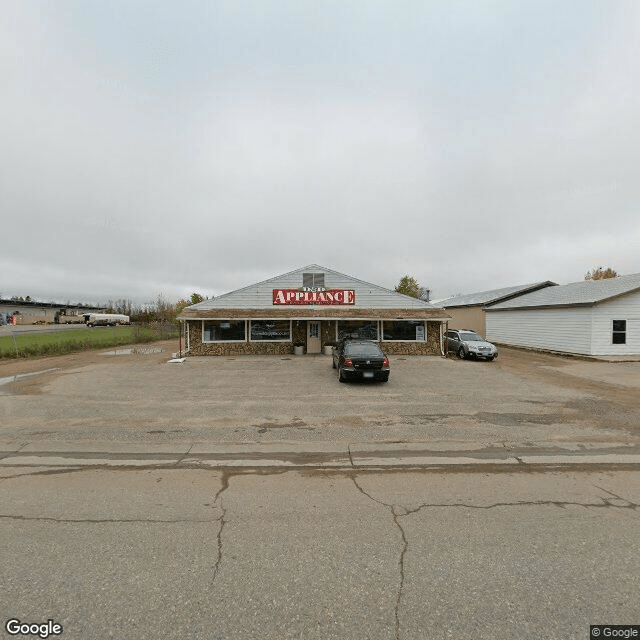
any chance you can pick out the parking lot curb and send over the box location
[2,440,640,469]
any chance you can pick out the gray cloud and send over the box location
[1,1,639,304]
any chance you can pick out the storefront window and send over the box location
[383,321,425,341]
[203,320,246,342]
[250,320,291,341]
[338,320,378,340]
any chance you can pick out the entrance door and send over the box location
[307,321,321,354]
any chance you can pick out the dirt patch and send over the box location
[404,413,462,424]
[475,412,573,427]
[0,351,102,378]
[4,374,55,396]
[494,349,640,409]
[0,340,179,396]
[0,340,177,373]
[254,418,315,432]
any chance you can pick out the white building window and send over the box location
[612,320,626,344]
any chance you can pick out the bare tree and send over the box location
[585,266,618,280]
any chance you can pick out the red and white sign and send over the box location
[273,289,356,305]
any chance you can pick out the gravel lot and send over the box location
[1,341,639,447]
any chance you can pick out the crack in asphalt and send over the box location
[0,514,218,524]
[1,467,237,586]
[592,484,639,509]
[0,467,86,479]
[351,475,405,640]
[0,467,86,483]
[212,471,231,585]
[0,441,30,462]
[391,497,638,515]
[391,506,408,640]
[174,444,193,466]
[349,473,639,640]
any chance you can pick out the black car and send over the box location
[332,339,390,382]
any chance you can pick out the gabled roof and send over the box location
[178,264,449,319]
[488,273,640,310]
[436,281,557,308]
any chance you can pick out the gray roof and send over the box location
[437,281,556,308]
[182,264,442,313]
[488,273,640,310]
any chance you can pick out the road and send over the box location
[1,463,639,640]
[1,346,639,638]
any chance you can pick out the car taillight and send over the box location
[343,358,353,367]
[383,358,389,367]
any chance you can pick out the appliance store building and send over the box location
[178,265,449,356]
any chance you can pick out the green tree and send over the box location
[175,298,190,319]
[395,275,422,298]
[175,293,206,320]
[585,266,618,281]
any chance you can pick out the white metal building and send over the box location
[486,273,640,356]
[433,281,556,337]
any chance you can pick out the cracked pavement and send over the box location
[2,346,640,638]
[2,466,639,640]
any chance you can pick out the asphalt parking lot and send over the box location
[1,342,639,449]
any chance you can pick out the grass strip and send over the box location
[0,325,179,360]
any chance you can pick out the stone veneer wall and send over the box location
[380,322,442,355]
[187,321,294,356]
[292,321,306,347]
[186,320,443,356]
[321,321,337,346]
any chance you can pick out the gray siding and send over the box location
[189,265,438,312]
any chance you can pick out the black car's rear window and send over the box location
[344,342,383,357]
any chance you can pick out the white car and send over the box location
[446,329,498,361]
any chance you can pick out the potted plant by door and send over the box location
[293,342,305,356]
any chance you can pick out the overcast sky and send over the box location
[2,1,639,306]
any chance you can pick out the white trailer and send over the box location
[86,313,130,327]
